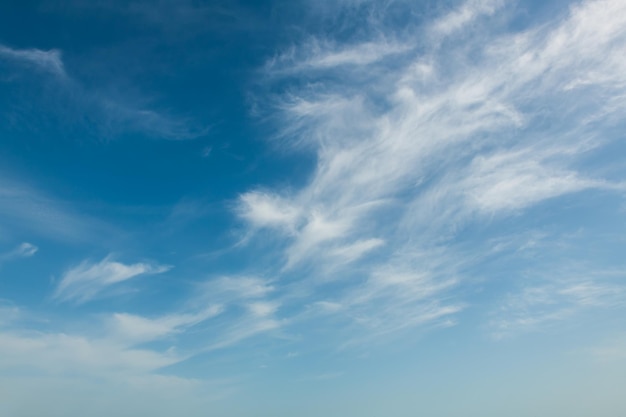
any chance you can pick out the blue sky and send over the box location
[1,0,626,415]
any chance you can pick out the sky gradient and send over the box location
[1,0,626,416]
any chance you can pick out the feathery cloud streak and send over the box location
[0,43,207,140]
[237,0,626,339]
[53,256,171,304]
[0,45,66,77]
[0,176,111,243]
[0,242,38,264]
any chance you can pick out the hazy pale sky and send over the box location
[1,0,626,416]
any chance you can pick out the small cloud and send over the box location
[267,38,411,75]
[199,276,274,302]
[1,43,207,141]
[53,255,171,304]
[107,306,222,346]
[0,242,39,264]
[0,44,66,77]
[237,191,301,232]
[0,176,115,243]
[15,242,38,258]
[247,301,280,318]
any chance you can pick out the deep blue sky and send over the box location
[1,0,626,416]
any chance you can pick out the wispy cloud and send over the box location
[266,38,411,75]
[0,242,38,264]
[0,43,207,140]
[0,307,239,416]
[0,330,181,376]
[0,300,228,393]
[0,44,66,77]
[491,268,626,339]
[1,2,625,413]
[0,176,111,243]
[197,275,275,302]
[82,275,283,355]
[97,98,210,140]
[301,248,465,347]
[53,256,171,304]
[430,0,505,38]
[237,191,301,233]
[236,0,626,344]
[107,306,223,346]
[192,276,284,351]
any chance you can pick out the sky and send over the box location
[1,0,626,415]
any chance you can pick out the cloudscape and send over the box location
[1,0,626,416]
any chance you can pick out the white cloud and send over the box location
[2,281,269,401]
[0,44,66,77]
[284,210,354,269]
[0,43,207,141]
[431,0,505,38]
[76,277,279,356]
[0,242,38,263]
[237,191,301,232]
[492,278,625,339]
[558,282,624,307]
[53,256,171,304]
[2,5,626,408]
[198,275,275,301]
[247,301,280,318]
[0,331,181,377]
[462,148,602,213]
[107,306,223,346]
[328,238,385,264]
[267,38,411,74]
[0,323,235,416]
[3,0,624,380]
[265,0,625,252]
[204,316,282,352]
[15,242,38,257]
[98,99,210,140]
[332,252,464,335]
[239,0,626,341]
[0,177,110,243]
[185,276,286,351]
